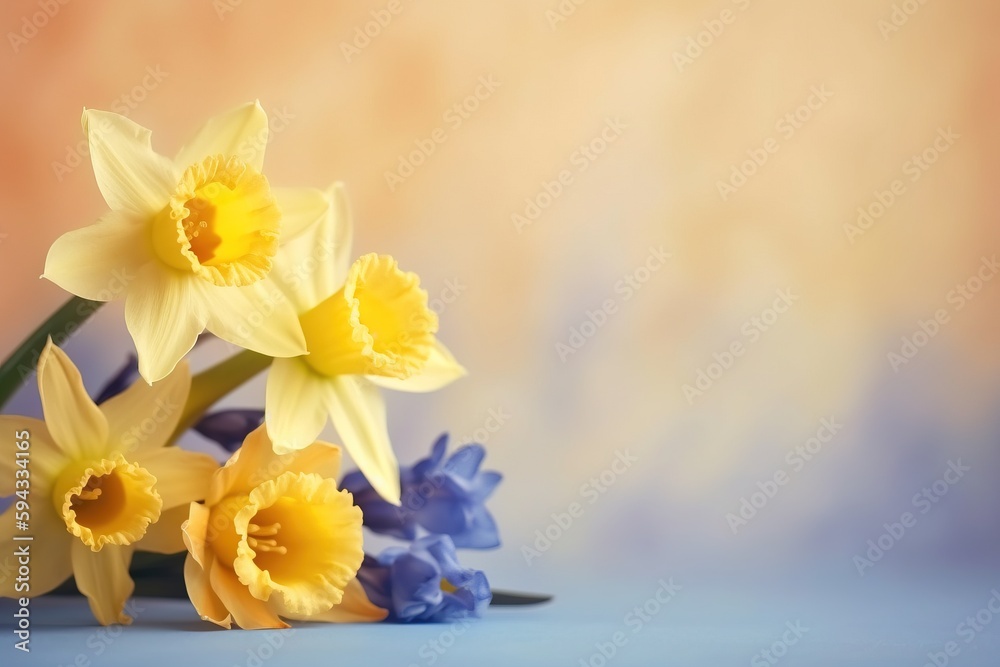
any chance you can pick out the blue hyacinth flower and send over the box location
[357,535,491,622]
[342,433,502,549]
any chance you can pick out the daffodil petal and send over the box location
[137,505,189,554]
[283,578,388,623]
[82,109,175,214]
[265,358,330,454]
[102,360,190,455]
[324,375,400,505]
[71,542,135,626]
[0,417,64,494]
[125,264,206,384]
[184,553,232,628]
[209,556,288,629]
[182,502,211,568]
[327,183,354,288]
[273,187,329,242]
[199,279,307,359]
[210,424,341,502]
[0,506,72,597]
[175,101,268,172]
[366,340,466,393]
[271,183,352,313]
[43,210,151,302]
[38,341,109,461]
[139,448,218,508]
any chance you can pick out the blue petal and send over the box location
[450,506,501,550]
[443,444,485,479]
[95,355,139,404]
[194,410,264,452]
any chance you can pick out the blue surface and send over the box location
[2,574,1000,666]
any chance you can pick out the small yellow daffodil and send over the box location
[0,340,218,625]
[43,102,328,383]
[266,184,466,504]
[182,425,385,629]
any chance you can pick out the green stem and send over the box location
[171,349,272,442]
[0,296,103,410]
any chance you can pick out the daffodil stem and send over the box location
[172,349,272,442]
[0,296,102,410]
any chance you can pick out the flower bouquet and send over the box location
[0,102,547,638]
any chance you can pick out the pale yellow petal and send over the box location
[138,448,218,509]
[283,578,388,623]
[264,358,330,454]
[366,340,466,393]
[198,279,307,359]
[181,502,211,568]
[102,360,191,456]
[137,505,189,554]
[175,101,269,172]
[209,557,288,629]
[125,263,206,384]
[38,340,109,461]
[209,424,341,503]
[271,183,352,313]
[184,553,232,628]
[272,186,329,242]
[0,506,73,597]
[82,109,175,214]
[0,417,65,495]
[42,211,152,302]
[324,375,400,504]
[71,542,135,626]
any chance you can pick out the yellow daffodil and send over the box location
[43,102,328,383]
[265,184,466,504]
[182,425,385,629]
[0,340,218,625]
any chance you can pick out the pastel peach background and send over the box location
[2,0,999,588]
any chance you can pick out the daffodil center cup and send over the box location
[230,472,364,616]
[298,253,438,379]
[53,454,162,551]
[151,154,280,287]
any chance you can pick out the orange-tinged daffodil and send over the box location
[266,184,466,504]
[182,425,385,629]
[0,340,218,625]
[43,102,327,383]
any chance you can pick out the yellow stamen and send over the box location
[54,455,163,552]
[298,253,438,379]
[230,472,363,615]
[151,154,280,286]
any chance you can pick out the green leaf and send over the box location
[0,296,103,410]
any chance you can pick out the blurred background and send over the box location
[2,0,999,617]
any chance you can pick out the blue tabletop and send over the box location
[3,572,999,667]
